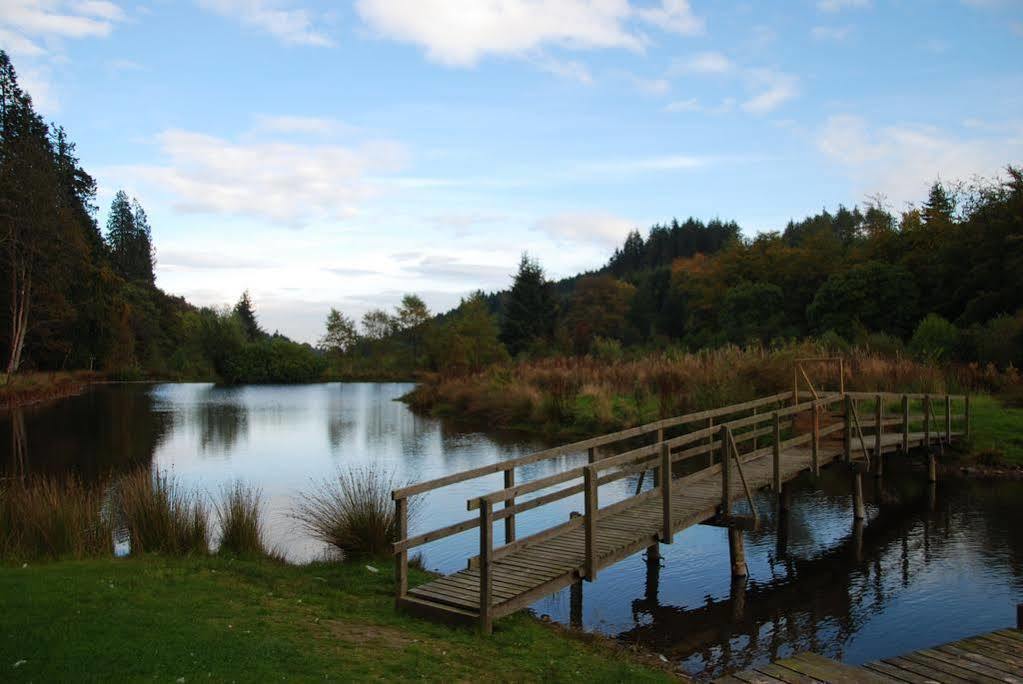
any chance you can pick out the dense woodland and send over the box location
[2,49,1022,385]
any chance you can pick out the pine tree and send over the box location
[234,290,264,341]
[106,190,136,278]
[500,253,557,356]
[131,198,155,284]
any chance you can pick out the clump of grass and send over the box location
[215,482,271,557]
[292,466,414,559]
[117,469,210,555]
[0,476,113,560]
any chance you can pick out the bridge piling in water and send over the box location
[728,528,748,578]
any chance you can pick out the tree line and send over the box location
[0,51,322,383]
[324,170,1023,376]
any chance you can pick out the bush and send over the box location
[117,469,210,555]
[590,336,624,362]
[861,332,905,357]
[292,467,414,559]
[0,476,113,560]
[223,338,327,384]
[909,314,959,362]
[215,482,271,557]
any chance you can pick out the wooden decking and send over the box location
[393,389,970,633]
[717,627,1023,683]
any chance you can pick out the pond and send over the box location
[3,382,1021,681]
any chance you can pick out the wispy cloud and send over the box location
[742,69,799,114]
[811,25,852,41]
[816,0,870,12]
[197,0,334,46]
[534,211,637,248]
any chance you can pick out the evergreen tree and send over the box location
[131,198,156,284]
[500,253,557,356]
[105,190,136,278]
[395,293,430,363]
[234,290,264,341]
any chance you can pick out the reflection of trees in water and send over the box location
[195,391,249,455]
[0,385,171,481]
[614,474,1023,681]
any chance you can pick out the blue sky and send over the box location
[2,0,1022,342]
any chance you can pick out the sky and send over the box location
[2,0,1022,343]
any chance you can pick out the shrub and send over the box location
[117,469,210,555]
[0,476,113,560]
[862,332,904,357]
[215,482,270,557]
[590,337,624,362]
[292,466,414,559]
[909,314,960,362]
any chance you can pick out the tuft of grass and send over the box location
[0,476,113,560]
[214,482,273,558]
[117,469,210,555]
[292,466,414,559]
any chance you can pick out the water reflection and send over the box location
[1,383,1021,680]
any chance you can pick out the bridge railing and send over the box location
[390,391,794,601]
[394,389,970,618]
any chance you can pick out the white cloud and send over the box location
[811,25,852,41]
[742,69,799,114]
[535,211,637,247]
[817,114,1022,204]
[672,50,732,74]
[533,54,594,84]
[118,125,407,226]
[251,115,353,136]
[816,0,870,12]
[582,155,712,174]
[635,0,702,35]
[197,0,334,46]
[664,97,701,112]
[632,75,671,95]
[355,0,703,67]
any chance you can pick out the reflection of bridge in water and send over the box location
[612,474,957,679]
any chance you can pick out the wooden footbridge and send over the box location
[392,375,970,635]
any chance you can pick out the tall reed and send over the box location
[0,476,113,560]
[292,466,413,559]
[215,482,271,557]
[117,469,210,555]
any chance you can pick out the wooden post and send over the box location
[839,357,845,394]
[902,394,910,452]
[728,527,748,578]
[874,394,883,478]
[479,500,494,634]
[965,395,972,437]
[944,395,952,444]
[852,471,866,521]
[844,395,852,463]
[811,405,820,475]
[924,394,931,448]
[707,416,714,467]
[395,497,408,603]
[720,425,731,517]
[587,446,596,464]
[772,412,782,493]
[584,466,598,581]
[793,364,799,406]
[503,468,516,544]
[752,407,758,452]
[661,442,673,543]
[569,579,583,629]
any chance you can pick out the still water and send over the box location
[3,382,1021,680]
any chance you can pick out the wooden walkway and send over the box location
[717,627,1023,683]
[392,387,970,634]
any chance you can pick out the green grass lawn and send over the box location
[0,556,673,682]
[965,394,1023,465]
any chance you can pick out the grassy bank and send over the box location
[962,394,1023,466]
[0,371,98,409]
[403,344,1014,441]
[0,556,674,682]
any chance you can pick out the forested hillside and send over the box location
[0,51,321,383]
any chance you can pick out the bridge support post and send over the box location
[584,465,599,581]
[779,481,792,514]
[811,405,820,476]
[731,575,747,623]
[728,527,748,578]
[874,395,884,478]
[844,396,853,463]
[945,395,952,444]
[902,395,910,453]
[852,518,865,563]
[479,500,494,635]
[927,450,937,483]
[569,579,583,629]
[660,442,673,544]
[965,395,972,437]
[503,468,516,543]
[395,497,408,606]
[772,412,781,493]
[852,471,866,521]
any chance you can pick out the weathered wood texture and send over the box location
[719,627,1023,683]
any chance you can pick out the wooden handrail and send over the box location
[392,391,793,500]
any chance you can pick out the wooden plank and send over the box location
[730,670,788,683]
[912,647,1022,682]
[778,652,893,684]
[752,663,822,684]
[900,650,1006,683]
[944,642,1023,673]
[863,659,936,683]
[882,656,973,684]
